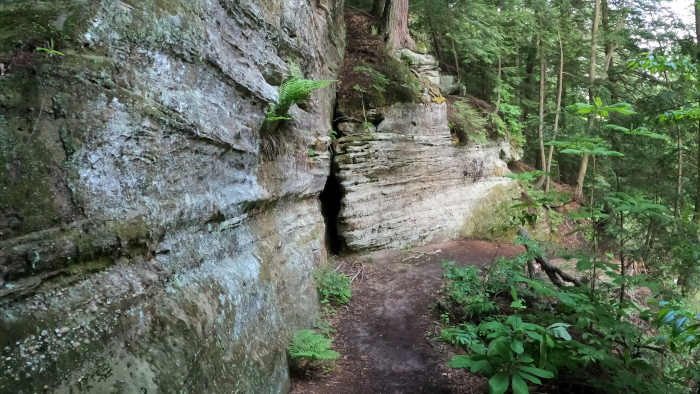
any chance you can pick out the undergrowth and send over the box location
[288,330,341,363]
[439,240,700,394]
[314,267,352,306]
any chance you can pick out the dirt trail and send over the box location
[290,238,524,394]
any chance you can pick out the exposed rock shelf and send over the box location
[334,103,520,252]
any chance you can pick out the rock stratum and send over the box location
[0,2,521,393]
[0,0,344,393]
[334,103,520,252]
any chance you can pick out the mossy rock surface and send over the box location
[0,0,345,393]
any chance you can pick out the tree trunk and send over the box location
[450,35,460,79]
[535,38,547,189]
[695,2,700,220]
[495,56,502,114]
[546,29,564,194]
[427,13,444,67]
[575,0,601,200]
[371,0,386,18]
[380,0,416,53]
[602,0,627,79]
[677,131,683,217]
[576,153,590,202]
[619,211,626,304]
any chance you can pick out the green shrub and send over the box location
[267,62,335,122]
[314,269,351,305]
[452,100,489,143]
[441,323,480,347]
[288,330,340,363]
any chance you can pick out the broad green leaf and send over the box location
[511,339,524,354]
[512,373,529,394]
[489,372,510,394]
[519,366,554,379]
[576,259,593,271]
[517,371,542,385]
[560,149,583,155]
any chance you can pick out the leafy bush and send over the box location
[451,100,489,143]
[314,268,352,305]
[441,323,480,347]
[267,62,335,122]
[288,330,340,363]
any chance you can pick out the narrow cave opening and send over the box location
[319,165,345,256]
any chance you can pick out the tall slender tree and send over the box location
[574,0,602,200]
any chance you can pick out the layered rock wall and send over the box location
[334,103,520,252]
[0,0,344,393]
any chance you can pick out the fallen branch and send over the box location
[350,264,364,283]
[518,227,581,287]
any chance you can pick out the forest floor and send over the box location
[289,238,525,394]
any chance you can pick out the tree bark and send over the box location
[546,29,564,194]
[602,0,627,79]
[371,0,386,18]
[495,56,502,114]
[575,0,601,200]
[380,0,416,53]
[427,13,444,67]
[695,2,700,220]
[450,34,460,79]
[535,38,547,189]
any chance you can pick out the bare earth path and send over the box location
[290,238,524,394]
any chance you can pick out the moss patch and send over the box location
[336,10,421,117]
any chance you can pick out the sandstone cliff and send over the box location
[0,1,344,393]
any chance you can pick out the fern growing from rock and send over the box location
[288,330,340,362]
[267,63,335,122]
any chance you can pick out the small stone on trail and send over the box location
[41,330,48,337]
[59,327,70,334]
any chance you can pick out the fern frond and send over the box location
[288,62,304,80]
[266,62,336,123]
[288,330,340,362]
[314,269,351,306]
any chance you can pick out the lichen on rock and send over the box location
[0,0,345,393]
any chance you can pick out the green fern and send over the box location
[267,62,336,121]
[288,330,340,362]
[314,269,351,306]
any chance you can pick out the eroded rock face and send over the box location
[334,103,519,252]
[0,0,344,393]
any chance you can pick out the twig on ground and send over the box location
[350,265,364,283]
[29,66,46,141]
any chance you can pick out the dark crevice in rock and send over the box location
[319,159,345,256]
[332,98,346,139]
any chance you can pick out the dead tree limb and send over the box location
[518,227,581,287]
